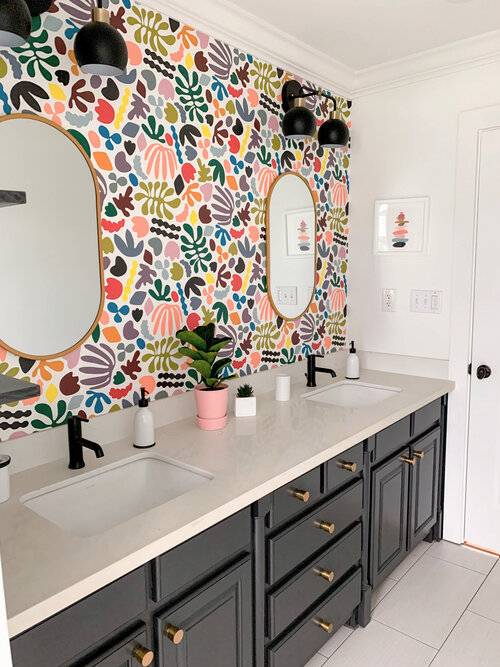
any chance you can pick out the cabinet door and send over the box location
[89,628,154,667]
[409,428,441,548]
[155,558,252,667]
[370,449,410,588]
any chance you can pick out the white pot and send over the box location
[235,396,256,417]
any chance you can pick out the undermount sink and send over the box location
[21,454,213,537]
[304,381,402,408]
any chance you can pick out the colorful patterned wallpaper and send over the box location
[0,0,351,441]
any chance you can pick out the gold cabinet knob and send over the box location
[314,520,335,535]
[131,644,155,667]
[337,461,357,473]
[289,488,310,503]
[414,450,425,460]
[314,617,334,634]
[400,456,417,466]
[164,623,184,645]
[313,567,335,583]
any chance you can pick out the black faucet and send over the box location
[306,353,337,388]
[67,415,104,470]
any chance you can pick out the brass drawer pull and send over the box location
[414,450,425,460]
[337,461,357,473]
[314,520,335,535]
[289,488,310,503]
[132,644,155,667]
[314,617,334,634]
[400,456,417,466]
[313,567,335,583]
[164,623,184,645]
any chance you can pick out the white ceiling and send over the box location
[223,0,500,70]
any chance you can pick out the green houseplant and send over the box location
[235,383,256,417]
[177,324,233,430]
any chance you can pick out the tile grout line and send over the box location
[468,608,500,625]
[371,618,439,651]
[317,627,355,659]
[425,552,498,576]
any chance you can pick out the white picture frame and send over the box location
[373,197,430,254]
[286,208,315,256]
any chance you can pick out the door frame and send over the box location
[447,104,500,544]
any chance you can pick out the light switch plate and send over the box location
[410,290,443,314]
[382,288,396,312]
[276,286,297,305]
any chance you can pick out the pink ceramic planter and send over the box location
[195,384,228,431]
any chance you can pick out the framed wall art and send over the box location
[373,197,430,254]
[286,208,315,256]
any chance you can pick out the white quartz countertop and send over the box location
[0,370,454,638]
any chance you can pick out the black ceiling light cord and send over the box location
[282,79,350,150]
[74,0,128,77]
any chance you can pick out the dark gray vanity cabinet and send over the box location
[155,558,252,667]
[409,427,441,549]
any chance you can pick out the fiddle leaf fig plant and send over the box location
[177,323,234,389]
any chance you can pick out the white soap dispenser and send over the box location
[346,341,360,380]
[133,388,156,449]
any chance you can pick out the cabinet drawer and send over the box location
[11,567,147,667]
[266,568,362,667]
[326,443,364,493]
[86,626,152,666]
[267,524,362,639]
[272,468,322,527]
[412,399,441,440]
[153,507,251,602]
[374,416,411,463]
[267,480,363,584]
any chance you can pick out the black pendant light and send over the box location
[74,0,128,77]
[282,80,316,141]
[281,80,350,150]
[318,110,350,149]
[0,0,32,48]
[25,0,53,16]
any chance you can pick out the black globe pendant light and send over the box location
[282,80,316,141]
[25,0,53,16]
[318,111,350,149]
[0,0,32,48]
[74,0,128,77]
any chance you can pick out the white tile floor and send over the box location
[305,541,500,666]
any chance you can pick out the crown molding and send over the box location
[137,0,354,98]
[352,29,500,97]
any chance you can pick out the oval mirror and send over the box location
[0,114,103,359]
[266,172,316,320]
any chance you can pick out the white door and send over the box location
[466,126,500,554]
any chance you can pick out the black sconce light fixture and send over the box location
[0,0,52,48]
[282,79,350,149]
[74,0,128,77]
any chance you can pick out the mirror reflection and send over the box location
[266,172,316,320]
[0,114,103,359]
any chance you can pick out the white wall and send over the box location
[0,556,12,667]
[348,60,500,541]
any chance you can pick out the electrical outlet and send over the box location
[382,288,396,312]
[276,286,297,305]
[410,290,443,314]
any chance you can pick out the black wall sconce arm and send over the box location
[0,190,27,208]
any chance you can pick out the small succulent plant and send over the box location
[237,384,254,398]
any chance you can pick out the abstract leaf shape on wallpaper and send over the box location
[80,343,116,390]
[208,40,233,80]
[326,312,346,337]
[144,142,177,180]
[180,225,212,273]
[253,323,280,351]
[178,123,201,147]
[249,61,280,97]
[135,181,181,219]
[175,66,209,123]
[10,81,48,111]
[127,6,176,56]
[212,186,234,225]
[32,400,69,431]
[142,337,183,373]
[114,230,144,257]
[300,313,315,343]
[14,25,60,82]
[59,0,93,27]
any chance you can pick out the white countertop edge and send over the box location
[6,382,451,638]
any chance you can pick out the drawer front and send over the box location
[153,507,251,602]
[326,443,364,493]
[267,523,362,639]
[267,569,362,667]
[89,627,151,666]
[412,399,441,440]
[11,567,147,667]
[267,480,363,584]
[272,468,322,527]
[374,415,411,463]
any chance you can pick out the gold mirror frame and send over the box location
[0,113,104,360]
[265,171,317,321]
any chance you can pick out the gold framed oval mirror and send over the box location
[266,172,317,320]
[0,113,104,359]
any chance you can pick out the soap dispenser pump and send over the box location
[133,388,156,449]
[346,341,360,380]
